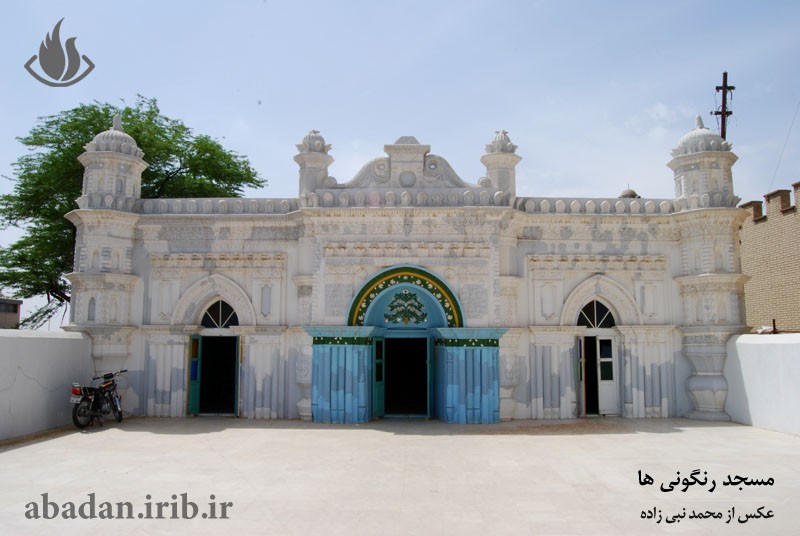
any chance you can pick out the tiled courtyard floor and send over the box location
[1,417,797,535]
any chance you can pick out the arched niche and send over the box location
[347,264,464,328]
[171,274,256,326]
[560,274,642,326]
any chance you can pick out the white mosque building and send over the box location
[64,113,746,424]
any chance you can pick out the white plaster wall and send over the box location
[725,334,800,435]
[0,331,93,441]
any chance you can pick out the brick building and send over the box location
[0,297,22,329]
[740,182,800,332]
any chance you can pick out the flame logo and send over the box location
[24,18,95,87]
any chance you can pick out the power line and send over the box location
[767,99,800,192]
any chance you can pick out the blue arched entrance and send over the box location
[306,265,505,424]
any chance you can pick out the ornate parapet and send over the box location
[294,135,511,208]
[515,196,676,215]
[300,187,507,208]
[137,197,299,215]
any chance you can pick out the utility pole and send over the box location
[713,71,735,140]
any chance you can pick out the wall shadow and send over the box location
[2,416,752,450]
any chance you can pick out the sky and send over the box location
[1,0,799,327]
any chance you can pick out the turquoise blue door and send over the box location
[188,335,201,415]
[373,338,385,418]
[433,339,501,424]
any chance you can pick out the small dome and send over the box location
[485,130,517,154]
[83,114,144,158]
[671,115,731,157]
[296,130,331,154]
[618,188,640,199]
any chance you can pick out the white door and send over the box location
[596,338,618,415]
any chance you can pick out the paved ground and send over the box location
[0,417,797,535]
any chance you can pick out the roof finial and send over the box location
[485,130,517,154]
[112,113,122,131]
[695,115,705,130]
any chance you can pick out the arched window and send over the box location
[201,300,239,328]
[577,300,616,328]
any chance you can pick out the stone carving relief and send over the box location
[529,254,665,273]
[325,284,353,318]
[260,284,272,318]
[540,283,557,321]
[348,158,391,188]
[423,155,469,187]
[151,252,286,273]
[460,283,488,320]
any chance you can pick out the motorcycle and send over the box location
[70,369,127,428]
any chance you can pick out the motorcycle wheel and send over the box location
[72,399,93,428]
[112,398,123,423]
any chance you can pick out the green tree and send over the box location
[0,96,264,328]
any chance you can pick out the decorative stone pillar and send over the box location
[499,328,524,421]
[294,130,333,197]
[481,130,521,198]
[680,326,741,421]
[295,350,313,421]
[499,355,521,421]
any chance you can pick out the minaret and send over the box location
[670,116,748,421]
[480,130,521,198]
[65,115,145,367]
[667,115,739,210]
[294,130,333,197]
[75,114,147,211]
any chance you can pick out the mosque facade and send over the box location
[64,114,747,424]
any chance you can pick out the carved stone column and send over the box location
[677,273,747,421]
[681,327,740,421]
[295,348,313,422]
[499,329,524,421]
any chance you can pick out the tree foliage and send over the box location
[0,96,264,328]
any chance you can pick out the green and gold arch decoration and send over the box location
[347,265,464,327]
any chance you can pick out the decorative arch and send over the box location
[560,274,642,326]
[577,300,616,328]
[347,265,464,327]
[201,300,239,328]
[171,273,256,326]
